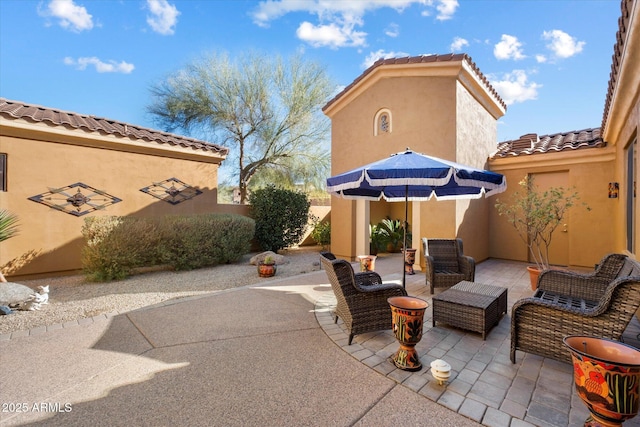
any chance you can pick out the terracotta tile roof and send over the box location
[0,98,229,156]
[602,0,633,131]
[491,128,605,158]
[322,53,506,112]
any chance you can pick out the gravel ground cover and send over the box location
[0,247,324,335]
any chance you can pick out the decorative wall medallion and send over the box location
[28,182,122,216]
[140,177,202,205]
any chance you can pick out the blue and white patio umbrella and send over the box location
[326,148,507,287]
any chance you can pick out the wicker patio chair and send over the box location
[510,254,640,363]
[320,251,407,345]
[421,238,475,294]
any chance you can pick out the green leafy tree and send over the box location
[250,186,310,252]
[147,51,334,204]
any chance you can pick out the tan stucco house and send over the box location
[323,53,507,266]
[325,0,638,270]
[0,99,229,278]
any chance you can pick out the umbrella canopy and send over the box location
[327,149,506,201]
[326,148,507,287]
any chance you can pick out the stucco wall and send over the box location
[327,68,503,265]
[451,81,498,261]
[489,148,616,268]
[1,133,223,278]
[329,75,458,261]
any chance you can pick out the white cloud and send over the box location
[535,54,547,63]
[40,0,93,32]
[490,70,541,105]
[494,34,526,60]
[436,0,458,21]
[146,0,180,35]
[297,20,367,48]
[252,1,458,48]
[64,56,135,74]
[450,36,469,52]
[542,29,585,59]
[362,49,410,69]
[385,23,400,38]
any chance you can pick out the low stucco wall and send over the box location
[2,132,224,279]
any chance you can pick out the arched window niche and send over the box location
[374,109,392,136]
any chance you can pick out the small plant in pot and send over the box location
[495,175,589,290]
[258,255,277,278]
[369,223,388,255]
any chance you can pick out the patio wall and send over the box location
[489,146,617,268]
[1,122,224,279]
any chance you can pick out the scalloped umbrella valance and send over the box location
[326,148,507,287]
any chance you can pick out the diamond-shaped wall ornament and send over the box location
[28,182,122,216]
[140,177,202,205]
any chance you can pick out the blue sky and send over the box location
[0,0,622,145]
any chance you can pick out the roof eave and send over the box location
[1,117,227,164]
[322,54,506,119]
[602,0,640,144]
[489,144,616,171]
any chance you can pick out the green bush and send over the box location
[81,213,255,281]
[311,219,331,249]
[81,216,161,281]
[159,214,254,271]
[250,185,310,252]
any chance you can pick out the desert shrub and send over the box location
[81,216,161,281]
[81,213,255,281]
[310,219,331,249]
[159,214,254,271]
[250,186,310,252]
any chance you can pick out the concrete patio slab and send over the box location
[2,254,639,426]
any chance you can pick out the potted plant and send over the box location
[257,255,277,277]
[495,175,589,290]
[369,223,388,255]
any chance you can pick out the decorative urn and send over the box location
[387,296,429,371]
[563,335,640,427]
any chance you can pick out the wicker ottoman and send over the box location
[432,281,508,340]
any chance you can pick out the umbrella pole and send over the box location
[402,186,408,289]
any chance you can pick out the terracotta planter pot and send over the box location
[257,263,276,277]
[564,335,640,426]
[527,266,541,291]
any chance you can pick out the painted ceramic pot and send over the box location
[404,248,417,275]
[388,296,429,371]
[563,335,640,427]
[357,255,377,272]
[257,263,276,277]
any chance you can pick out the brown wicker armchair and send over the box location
[511,254,640,363]
[320,251,407,345]
[421,238,475,294]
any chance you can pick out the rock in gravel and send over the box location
[0,282,36,306]
[250,251,287,265]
